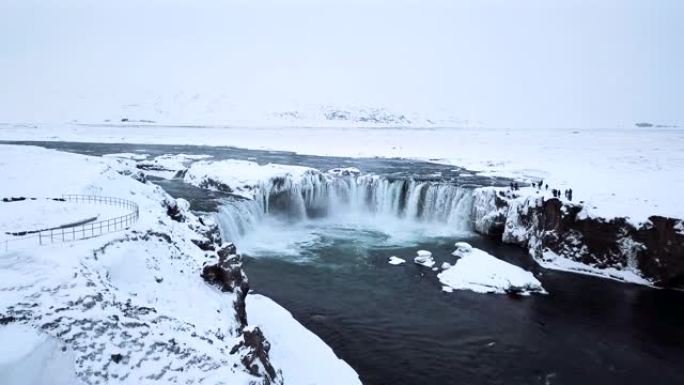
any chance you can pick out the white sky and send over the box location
[0,0,682,128]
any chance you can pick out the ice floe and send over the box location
[438,242,546,295]
[414,250,435,268]
[388,256,406,265]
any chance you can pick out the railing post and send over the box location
[50,229,53,243]
[39,232,42,245]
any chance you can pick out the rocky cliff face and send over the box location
[187,208,282,385]
[472,187,684,288]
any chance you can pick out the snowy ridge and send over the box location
[266,105,473,127]
[0,145,362,385]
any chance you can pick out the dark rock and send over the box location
[634,216,684,287]
[504,286,525,299]
[111,353,124,364]
[217,243,238,260]
[541,200,632,269]
[197,178,233,193]
[164,199,185,222]
[136,163,174,172]
[200,220,223,247]
[117,169,148,184]
[133,171,147,184]
[0,315,16,325]
[480,190,684,288]
[201,244,249,328]
[2,196,26,202]
[191,238,215,251]
[230,327,279,383]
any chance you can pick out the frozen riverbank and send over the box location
[0,144,361,385]
[2,124,682,226]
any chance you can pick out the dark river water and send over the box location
[5,140,684,385]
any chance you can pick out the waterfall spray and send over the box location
[216,171,475,242]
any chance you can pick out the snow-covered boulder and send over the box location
[438,242,545,295]
[453,242,472,254]
[414,250,435,268]
[388,256,406,265]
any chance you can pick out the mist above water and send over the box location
[216,173,476,259]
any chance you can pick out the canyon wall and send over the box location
[472,187,684,288]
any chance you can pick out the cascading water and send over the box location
[216,170,475,243]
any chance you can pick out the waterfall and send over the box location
[216,171,475,242]
[216,198,264,242]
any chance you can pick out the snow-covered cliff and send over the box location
[0,145,361,385]
[471,186,684,288]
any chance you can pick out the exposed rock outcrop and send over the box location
[200,241,283,385]
[201,243,250,329]
[473,187,684,288]
[632,216,684,286]
[163,197,192,223]
[230,327,280,384]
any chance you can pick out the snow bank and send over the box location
[539,250,651,286]
[103,152,149,161]
[437,242,545,295]
[136,153,213,179]
[184,159,321,198]
[246,294,362,385]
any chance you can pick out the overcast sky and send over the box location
[1,0,682,127]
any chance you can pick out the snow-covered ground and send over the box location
[2,124,682,225]
[130,153,213,179]
[0,199,129,236]
[0,324,82,385]
[185,159,317,199]
[0,144,361,385]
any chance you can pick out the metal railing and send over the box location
[1,195,140,252]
